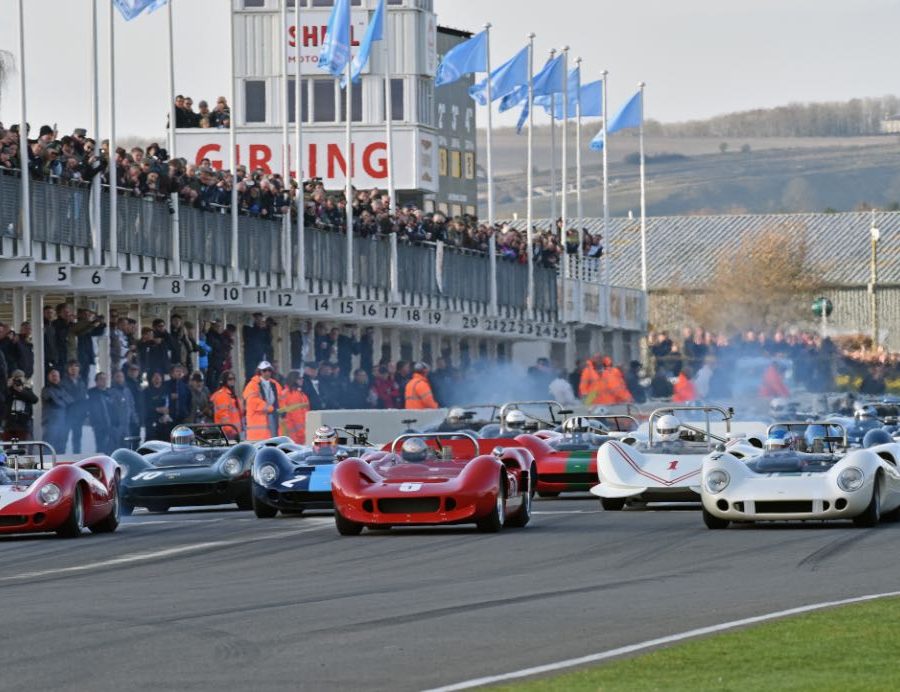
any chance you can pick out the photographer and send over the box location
[74,308,106,385]
[3,370,38,442]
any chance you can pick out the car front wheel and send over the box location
[703,508,730,530]
[335,510,364,536]
[853,477,881,528]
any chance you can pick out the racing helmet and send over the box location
[448,407,466,423]
[655,414,681,442]
[400,437,429,463]
[854,406,877,421]
[505,410,527,432]
[171,425,196,450]
[765,429,795,452]
[313,425,338,453]
[769,397,790,418]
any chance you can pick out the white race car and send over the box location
[591,406,736,510]
[701,424,900,528]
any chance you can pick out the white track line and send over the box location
[0,520,332,582]
[424,590,900,691]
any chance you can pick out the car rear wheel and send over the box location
[703,508,730,530]
[477,474,507,533]
[506,465,534,528]
[853,477,881,528]
[600,497,627,511]
[89,481,121,534]
[252,493,279,518]
[335,510,364,536]
[57,486,85,538]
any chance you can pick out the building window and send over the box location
[245,80,266,123]
[465,205,476,216]
[388,78,404,122]
[417,78,434,127]
[464,152,475,180]
[339,82,363,123]
[450,150,461,178]
[310,0,362,6]
[450,204,462,218]
[313,79,336,122]
[438,148,448,176]
[287,78,310,123]
[243,0,264,7]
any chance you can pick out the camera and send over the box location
[12,377,23,387]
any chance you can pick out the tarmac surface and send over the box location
[3,497,898,691]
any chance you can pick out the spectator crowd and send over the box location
[1,117,603,269]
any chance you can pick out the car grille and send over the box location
[282,491,332,504]
[0,515,27,527]
[134,483,221,498]
[755,500,814,514]
[377,497,441,514]
[538,473,596,484]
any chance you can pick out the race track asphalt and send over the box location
[3,497,898,691]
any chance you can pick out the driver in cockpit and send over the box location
[399,438,434,464]
[764,429,795,453]
[499,410,527,438]
[171,426,196,450]
[312,426,338,456]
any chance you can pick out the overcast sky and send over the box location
[1,0,898,139]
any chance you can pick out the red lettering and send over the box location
[288,25,296,49]
[196,143,222,169]
[249,145,272,174]
[362,142,388,179]
[327,144,346,178]
[350,26,360,47]
[308,143,317,178]
[303,25,318,47]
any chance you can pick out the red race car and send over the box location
[331,433,535,535]
[0,441,120,538]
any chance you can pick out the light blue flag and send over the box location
[435,30,488,87]
[542,79,603,120]
[114,0,167,20]
[319,0,352,77]
[501,53,566,114]
[468,46,529,106]
[590,89,642,151]
[341,0,384,87]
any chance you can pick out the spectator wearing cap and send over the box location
[404,363,438,410]
[165,364,192,425]
[186,371,212,424]
[243,361,283,440]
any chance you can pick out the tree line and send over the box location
[645,95,900,138]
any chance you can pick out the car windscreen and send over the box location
[152,450,224,467]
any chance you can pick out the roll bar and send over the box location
[767,421,848,449]
[0,440,57,484]
[562,415,639,434]
[183,423,241,445]
[648,406,733,447]
[498,401,565,427]
[390,432,480,459]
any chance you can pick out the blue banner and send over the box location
[435,30,488,87]
[590,89,642,151]
[319,0,352,78]
[342,0,385,87]
[114,0,167,21]
[468,46,529,106]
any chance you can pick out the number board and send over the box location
[269,291,305,312]
[219,284,243,304]
[185,280,216,302]
[35,262,72,287]
[0,259,37,284]
[243,288,271,309]
[72,267,122,292]
[121,273,156,296]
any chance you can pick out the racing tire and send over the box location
[56,486,85,538]
[853,477,881,528]
[477,474,507,533]
[120,501,134,517]
[600,497,627,512]
[235,492,253,511]
[89,481,121,534]
[703,508,730,530]
[537,491,559,499]
[335,510,364,536]
[252,493,279,519]
[505,464,535,528]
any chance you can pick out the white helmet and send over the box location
[505,410,527,431]
[400,437,429,463]
[448,407,466,423]
[313,425,337,453]
[656,414,681,442]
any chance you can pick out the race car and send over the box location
[251,425,374,518]
[591,406,735,510]
[479,400,572,439]
[112,424,285,514]
[701,424,900,528]
[424,404,500,435]
[0,441,120,537]
[331,433,535,535]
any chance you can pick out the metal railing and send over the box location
[0,170,559,314]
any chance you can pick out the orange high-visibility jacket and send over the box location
[405,373,438,409]
[280,388,310,444]
[210,386,244,438]
[579,362,602,405]
[672,373,698,403]
[603,366,634,404]
[759,364,790,398]
[243,375,283,441]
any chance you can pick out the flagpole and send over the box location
[484,22,494,227]
[548,48,557,225]
[91,0,101,265]
[108,0,118,265]
[344,14,354,292]
[16,0,30,256]
[280,0,293,286]
[600,69,610,314]
[575,56,583,222]
[294,0,305,289]
[384,2,395,213]
[229,0,239,282]
[638,81,647,293]
[560,46,569,291]
[525,32,535,315]
[167,0,180,275]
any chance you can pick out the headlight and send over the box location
[39,483,62,506]
[222,458,242,477]
[837,467,864,492]
[705,469,730,494]
[257,464,278,485]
